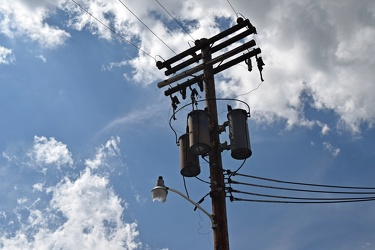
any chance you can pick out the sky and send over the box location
[0,0,375,249]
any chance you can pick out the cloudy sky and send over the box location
[1,0,375,249]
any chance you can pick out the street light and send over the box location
[151,176,216,228]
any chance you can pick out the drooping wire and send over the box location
[118,0,178,55]
[228,179,375,195]
[230,197,375,204]
[231,80,264,100]
[155,0,196,41]
[231,159,247,175]
[183,176,190,198]
[228,188,375,201]
[230,172,375,190]
[197,210,214,236]
[70,0,155,60]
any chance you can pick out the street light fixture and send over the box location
[151,176,216,228]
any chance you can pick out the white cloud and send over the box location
[0,0,70,48]
[3,0,373,134]
[101,104,166,134]
[58,0,373,134]
[85,136,120,170]
[0,137,142,250]
[1,169,141,250]
[320,124,330,135]
[36,54,46,62]
[33,183,45,192]
[134,193,146,205]
[214,1,375,133]
[57,0,233,85]
[316,121,330,135]
[28,136,73,168]
[323,141,340,157]
[0,46,15,64]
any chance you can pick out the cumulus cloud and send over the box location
[3,0,373,134]
[0,0,70,48]
[85,136,120,170]
[0,137,142,250]
[188,0,374,135]
[28,136,73,169]
[1,170,141,250]
[0,46,15,64]
[58,0,233,85]
[58,0,375,134]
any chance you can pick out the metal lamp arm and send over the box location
[167,187,216,228]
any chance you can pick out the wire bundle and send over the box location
[225,171,375,204]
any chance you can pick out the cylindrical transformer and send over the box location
[188,109,211,155]
[227,109,252,160]
[179,134,201,177]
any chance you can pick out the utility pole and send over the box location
[201,39,230,249]
[155,17,263,250]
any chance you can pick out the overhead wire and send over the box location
[70,0,155,60]
[231,159,247,175]
[117,0,178,55]
[228,188,375,201]
[230,197,375,204]
[226,0,238,18]
[228,179,375,195]
[231,80,264,100]
[183,176,190,198]
[155,0,196,41]
[229,172,375,190]
[226,172,375,204]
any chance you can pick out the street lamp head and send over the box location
[151,176,168,203]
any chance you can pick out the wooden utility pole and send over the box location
[155,17,262,250]
[201,39,230,249]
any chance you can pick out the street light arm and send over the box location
[167,187,216,228]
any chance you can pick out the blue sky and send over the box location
[1,0,375,249]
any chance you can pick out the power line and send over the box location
[155,0,196,41]
[117,0,178,55]
[230,196,375,204]
[70,0,155,60]
[229,188,375,201]
[228,179,375,195]
[229,172,375,190]
[226,0,238,17]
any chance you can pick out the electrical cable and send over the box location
[70,0,155,60]
[226,0,238,18]
[155,0,196,41]
[228,179,375,195]
[231,80,263,100]
[230,172,375,190]
[197,210,213,236]
[118,0,178,55]
[195,176,212,185]
[229,196,375,204]
[183,176,190,198]
[231,159,247,175]
[228,188,375,201]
